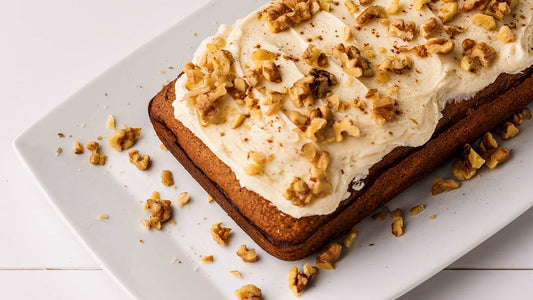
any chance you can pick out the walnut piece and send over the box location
[287,264,317,296]
[376,55,413,83]
[106,115,116,130]
[345,0,359,13]
[497,25,515,43]
[302,45,328,68]
[201,255,214,264]
[176,192,190,207]
[316,243,342,269]
[161,170,174,186]
[229,270,242,278]
[333,117,361,142]
[452,144,485,180]
[332,43,374,78]
[410,204,425,216]
[438,2,458,23]
[485,147,510,169]
[355,6,387,28]
[210,222,231,246]
[231,113,247,129]
[236,245,258,262]
[420,18,438,38]
[413,0,427,10]
[478,132,498,157]
[343,226,359,248]
[285,177,313,207]
[388,19,416,41]
[387,0,401,14]
[390,208,403,237]
[371,96,396,126]
[470,42,496,68]
[460,56,475,72]
[462,0,488,12]
[522,108,532,120]
[425,38,455,54]
[498,122,519,140]
[261,0,321,33]
[128,150,150,170]
[143,198,172,230]
[444,25,465,38]
[86,142,107,165]
[73,141,84,154]
[432,177,461,195]
[108,127,142,151]
[472,14,496,30]
[245,151,266,176]
[485,0,511,20]
[235,284,262,300]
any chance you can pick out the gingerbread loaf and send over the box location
[149,0,533,260]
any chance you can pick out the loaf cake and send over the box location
[149,0,533,260]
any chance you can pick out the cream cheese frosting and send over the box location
[173,0,533,218]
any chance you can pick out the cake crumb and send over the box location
[80,123,86,128]
[429,214,436,220]
[193,266,199,272]
[159,70,166,74]
[56,147,62,157]
[316,243,342,269]
[169,219,177,225]
[57,133,65,138]
[343,226,359,248]
[390,208,404,237]
[170,185,177,190]
[235,284,262,300]
[201,255,214,263]
[207,194,214,203]
[410,204,425,216]
[160,144,168,151]
[171,257,178,264]
[140,240,144,243]
[97,214,109,220]
[142,196,172,230]
[73,141,84,154]
[161,170,174,186]
[108,127,141,151]
[229,270,242,278]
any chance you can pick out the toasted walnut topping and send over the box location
[485,147,510,169]
[512,113,524,126]
[310,177,333,198]
[210,222,231,246]
[498,122,519,140]
[438,2,458,23]
[462,38,476,51]
[355,6,387,28]
[316,243,342,269]
[497,25,515,43]
[432,176,461,195]
[333,117,361,142]
[372,96,396,126]
[410,204,425,216]
[472,14,496,30]
[289,76,315,107]
[245,151,266,176]
[263,90,285,116]
[261,60,282,83]
[485,0,511,20]
[387,0,401,14]
[462,0,488,12]
[235,284,262,300]
[388,19,416,41]
[301,143,319,162]
[343,226,359,248]
[376,56,413,84]
[231,113,247,129]
[201,255,214,264]
[452,144,485,180]
[471,42,496,67]
[73,141,84,154]
[460,56,475,72]
[444,25,465,38]
[128,150,150,170]
[332,43,374,78]
[343,27,353,42]
[160,170,174,186]
[372,211,387,220]
[285,177,313,207]
[303,45,328,68]
[143,198,172,230]
[478,132,498,157]
[251,49,277,62]
[311,69,338,98]
[288,264,317,296]
[289,111,309,127]
[522,108,532,120]
[177,192,190,207]
[413,0,427,10]
[328,94,350,112]
[420,18,438,38]
[108,127,142,151]
[236,245,258,262]
[86,142,107,165]
[390,208,403,237]
[360,0,373,5]
[262,0,321,33]
[425,38,455,54]
[304,117,328,141]
[345,0,359,13]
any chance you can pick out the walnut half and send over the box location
[236,245,258,262]
[316,243,342,269]
[432,177,460,195]
[108,127,142,152]
[235,284,262,300]
[143,198,172,230]
[288,264,317,296]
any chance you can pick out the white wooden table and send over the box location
[2,1,533,298]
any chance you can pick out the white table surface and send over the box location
[2,0,533,299]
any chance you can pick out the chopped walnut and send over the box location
[235,284,262,300]
[462,39,476,51]
[177,192,190,207]
[425,38,455,54]
[420,18,438,38]
[444,25,465,38]
[236,245,258,262]
[388,19,416,41]
[332,43,374,78]
[462,0,488,12]
[512,113,523,126]
[229,270,242,278]
[432,177,461,195]
[483,147,510,169]
[343,27,353,42]
[285,177,313,207]
[472,14,496,31]
[86,142,107,165]
[106,115,116,130]
[460,56,475,72]
[372,211,387,220]
[343,226,359,248]
[333,117,361,142]
[201,255,214,263]
[210,222,231,246]
[409,204,425,216]
[522,108,532,120]
[376,56,413,83]
[161,170,174,186]
[231,113,247,129]
[128,150,150,170]
[360,0,373,5]
[478,132,498,157]
[73,141,84,154]
[485,0,511,20]
[108,127,142,152]
[287,264,317,296]
[261,0,321,33]
[245,151,267,176]
[452,144,485,181]
[390,208,403,237]
[304,117,328,141]
[300,143,319,162]
[262,60,282,83]
[355,6,387,28]
[371,96,396,126]
[289,76,315,107]
[97,214,109,220]
[143,198,172,230]
[498,122,519,140]
[497,25,515,43]
[413,0,427,10]
[438,2,458,23]
[470,42,496,67]
[316,243,342,269]
[345,0,359,13]
[251,49,277,62]
[263,90,285,116]
[302,45,328,68]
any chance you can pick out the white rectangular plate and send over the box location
[14,0,533,299]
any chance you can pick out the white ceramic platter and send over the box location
[14,0,533,299]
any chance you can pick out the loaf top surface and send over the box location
[172,0,533,218]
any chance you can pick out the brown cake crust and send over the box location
[149,66,533,260]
